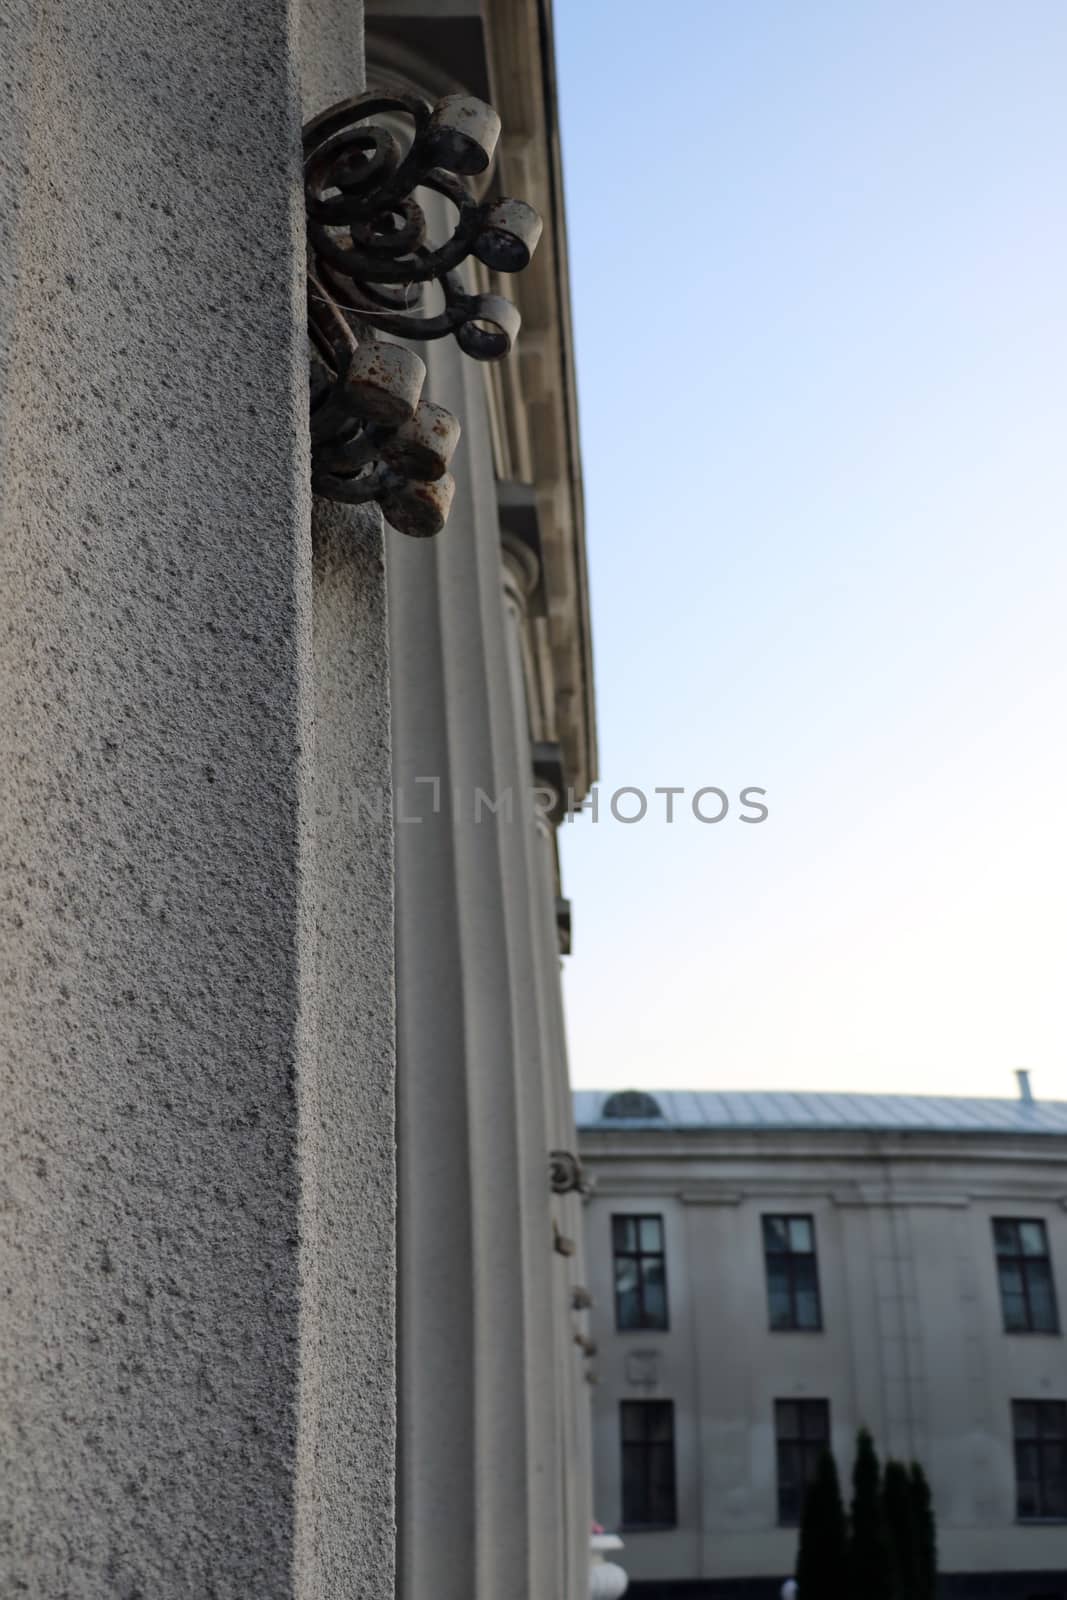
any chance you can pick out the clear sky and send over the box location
[554,0,1067,1101]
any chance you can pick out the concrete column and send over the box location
[391,253,585,1597]
[298,13,396,1600]
[501,542,593,1600]
[0,2,395,1596]
[390,322,530,1600]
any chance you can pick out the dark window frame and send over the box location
[995,1219,1060,1335]
[612,1213,669,1332]
[775,1398,831,1526]
[1013,1399,1067,1522]
[763,1214,823,1332]
[620,1399,677,1529]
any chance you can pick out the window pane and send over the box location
[794,1259,821,1328]
[1020,1222,1048,1258]
[648,1444,675,1523]
[768,1273,794,1330]
[641,1260,667,1328]
[639,1216,663,1252]
[1017,1441,1040,1484]
[647,1403,673,1444]
[802,1442,825,1492]
[789,1218,813,1254]
[764,1216,789,1253]
[616,1256,638,1296]
[1017,1458,1040,1520]
[1044,1448,1067,1517]
[1000,1263,1029,1330]
[614,1216,638,1252]
[616,1286,640,1330]
[778,1484,801,1525]
[1003,1294,1029,1332]
[802,1403,829,1442]
[794,1290,819,1329]
[1015,1403,1039,1440]
[776,1402,799,1439]
[777,1430,804,1527]
[995,1219,1020,1256]
[778,1441,801,1486]
[621,1403,647,1443]
[621,1443,645,1522]
[1027,1262,1059,1333]
[1040,1404,1067,1441]
[616,1257,640,1329]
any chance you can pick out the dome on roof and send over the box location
[601,1090,663,1120]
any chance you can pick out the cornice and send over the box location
[588,1174,1067,1208]
[578,1128,1067,1167]
[364,1,596,799]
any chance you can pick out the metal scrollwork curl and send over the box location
[549,1150,592,1197]
[304,92,542,537]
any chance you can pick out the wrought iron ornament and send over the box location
[304,92,542,536]
[549,1149,592,1196]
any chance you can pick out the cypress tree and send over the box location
[796,1449,848,1600]
[846,1428,892,1600]
[909,1460,938,1600]
[883,1458,920,1600]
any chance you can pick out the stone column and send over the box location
[0,1,395,1596]
[391,272,592,1595]
[501,539,594,1600]
[390,322,530,1600]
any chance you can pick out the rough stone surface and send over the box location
[0,0,393,1595]
[296,19,396,1599]
[296,503,396,1600]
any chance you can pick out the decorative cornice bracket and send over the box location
[549,1149,593,1197]
[304,92,541,537]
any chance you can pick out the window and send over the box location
[620,1400,676,1527]
[995,1220,1059,1333]
[1014,1401,1067,1520]
[602,1090,663,1120]
[763,1215,822,1331]
[775,1399,831,1525]
[613,1214,668,1330]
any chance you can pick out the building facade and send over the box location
[577,1086,1067,1600]
[0,2,594,1596]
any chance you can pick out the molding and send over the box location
[366,0,596,797]
[587,1172,1067,1207]
[532,738,565,825]
[555,895,572,956]
[578,1128,1067,1169]
[497,481,545,615]
[830,1191,971,1210]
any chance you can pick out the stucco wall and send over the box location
[0,1,398,1595]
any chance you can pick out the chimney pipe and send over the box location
[1016,1069,1034,1104]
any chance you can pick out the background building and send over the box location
[577,1082,1067,1600]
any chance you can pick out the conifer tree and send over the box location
[846,1428,892,1600]
[796,1449,848,1600]
[883,1458,919,1600]
[909,1460,938,1600]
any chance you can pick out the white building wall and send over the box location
[581,1127,1067,1589]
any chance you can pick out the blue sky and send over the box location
[554,0,1067,1099]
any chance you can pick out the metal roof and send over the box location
[574,1089,1067,1137]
